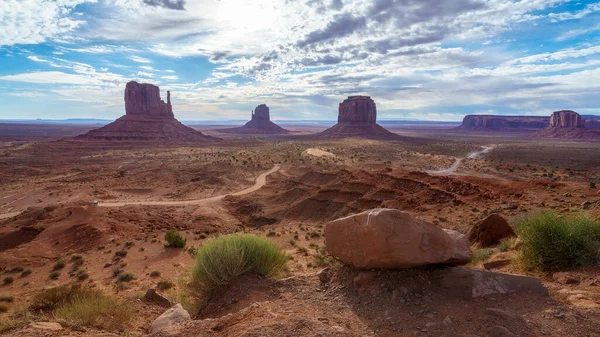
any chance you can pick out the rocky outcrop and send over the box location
[219,104,289,134]
[252,104,270,121]
[324,208,471,268]
[314,96,398,139]
[338,96,377,123]
[536,110,600,140]
[459,115,549,130]
[124,81,173,117]
[549,110,585,128]
[77,81,219,142]
[468,214,516,247]
[151,304,191,334]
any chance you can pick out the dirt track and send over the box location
[98,164,281,207]
[427,145,495,176]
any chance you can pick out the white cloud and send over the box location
[130,55,152,63]
[139,65,154,71]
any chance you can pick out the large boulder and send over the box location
[151,304,191,334]
[549,110,585,128]
[324,208,471,268]
[468,214,516,247]
[338,96,377,123]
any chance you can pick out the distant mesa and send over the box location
[535,110,600,140]
[78,81,219,142]
[314,96,398,139]
[218,104,289,134]
[458,115,549,130]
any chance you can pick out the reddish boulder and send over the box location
[549,110,585,128]
[338,96,377,123]
[324,208,471,268]
[468,214,516,247]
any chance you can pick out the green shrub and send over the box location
[157,281,174,291]
[71,254,83,261]
[150,271,161,278]
[516,212,600,271]
[2,277,14,285]
[591,182,596,189]
[470,248,493,265]
[53,289,131,331]
[53,261,66,271]
[49,272,60,280]
[165,230,186,248]
[30,285,77,311]
[115,250,127,258]
[498,240,511,253]
[189,233,288,298]
[9,266,24,273]
[117,272,135,283]
[20,269,32,278]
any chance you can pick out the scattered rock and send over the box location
[553,272,579,285]
[144,288,173,308]
[353,271,376,287]
[151,304,191,334]
[468,214,516,247]
[325,209,461,268]
[317,267,330,284]
[29,322,63,331]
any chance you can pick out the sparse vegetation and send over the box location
[470,248,493,265]
[53,261,66,270]
[71,254,83,261]
[53,288,131,331]
[516,212,600,271]
[591,182,596,189]
[117,272,135,283]
[189,233,288,299]
[157,280,174,291]
[20,269,32,278]
[115,250,128,258]
[150,271,161,278]
[165,230,187,248]
[498,240,511,252]
[2,277,14,285]
[8,266,24,273]
[0,297,13,303]
[312,247,334,268]
[49,272,60,280]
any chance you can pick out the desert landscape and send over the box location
[0,81,599,337]
[2,1,600,336]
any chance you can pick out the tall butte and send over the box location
[78,81,219,142]
[315,96,397,139]
[219,104,289,134]
[535,110,600,140]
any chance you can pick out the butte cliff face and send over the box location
[124,81,174,118]
[548,110,585,128]
[315,96,398,139]
[78,81,219,142]
[219,104,289,134]
[459,115,549,130]
[536,110,600,140]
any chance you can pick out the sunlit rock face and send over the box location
[549,110,585,128]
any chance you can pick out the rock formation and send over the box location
[458,115,550,130]
[315,96,398,139]
[338,96,377,123]
[78,81,219,142]
[219,104,289,134]
[536,110,600,140]
[324,208,471,268]
[468,214,516,247]
[549,110,585,128]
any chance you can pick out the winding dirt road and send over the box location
[427,146,495,176]
[98,164,281,207]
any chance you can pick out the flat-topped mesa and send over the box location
[252,104,270,121]
[338,96,376,123]
[549,110,585,128]
[460,115,549,130]
[124,81,173,118]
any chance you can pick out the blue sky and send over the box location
[0,0,599,121]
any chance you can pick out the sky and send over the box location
[0,0,599,122]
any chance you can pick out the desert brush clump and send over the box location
[516,212,600,271]
[30,285,130,331]
[165,230,187,248]
[188,233,288,299]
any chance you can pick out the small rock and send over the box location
[442,316,452,326]
[553,272,579,285]
[353,271,376,287]
[318,267,330,284]
[487,325,516,337]
[144,289,173,308]
[151,304,191,334]
[29,322,63,331]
